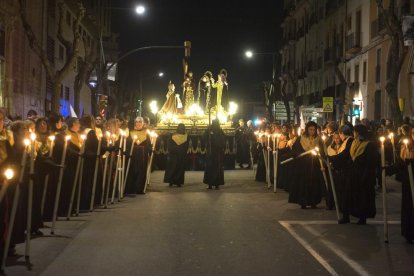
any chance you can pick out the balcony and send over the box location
[375,65,381,83]
[371,17,385,39]
[345,32,362,54]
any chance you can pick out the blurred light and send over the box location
[149,100,159,114]
[135,5,145,14]
[228,102,238,116]
[254,119,262,126]
[245,50,253,58]
[4,168,14,180]
[158,72,164,77]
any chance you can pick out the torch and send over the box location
[25,132,37,263]
[380,136,388,243]
[51,135,70,234]
[403,139,414,210]
[89,133,103,211]
[40,135,55,217]
[144,131,158,193]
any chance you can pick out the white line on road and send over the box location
[303,225,370,276]
[279,221,340,276]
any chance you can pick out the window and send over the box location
[65,86,70,100]
[355,64,360,83]
[58,44,64,61]
[363,61,367,83]
[66,10,71,26]
[347,15,352,31]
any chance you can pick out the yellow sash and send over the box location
[130,129,147,145]
[350,139,369,161]
[65,130,82,148]
[300,136,319,151]
[172,134,188,145]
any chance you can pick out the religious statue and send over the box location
[159,81,178,114]
[197,71,213,112]
[182,71,195,112]
[211,69,228,113]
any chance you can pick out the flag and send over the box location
[70,105,77,118]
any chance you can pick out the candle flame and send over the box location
[379,136,385,143]
[24,139,30,146]
[133,135,138,140]
[105,131,111,138]
[80,134,86,140]
[403,138,409,145]
[65,135,71,141]
[4,168,14,180]
[322,135,326,141]
[30,132,36,141]
[48,135,55,141]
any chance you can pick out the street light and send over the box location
[245,50,253,58]
[158,72,164,77]
[135,5,146,15]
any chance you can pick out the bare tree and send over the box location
[74,38,98,115]
[376,0,408,124]
[18,0,85,113]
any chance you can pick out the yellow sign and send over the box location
[323,97,334,112]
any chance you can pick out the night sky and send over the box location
[111,0,283,109]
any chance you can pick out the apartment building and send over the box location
[281,0,414,122]
[0,0,115,118]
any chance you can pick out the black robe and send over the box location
[386,159,414,241]
[350,141,378,219]
[255,143,266,182]
[288,136,323,207]
[125,130,151,194]
[79,130,99,210]
[329,137,355,215]
[235,125,250,165]
[203,126,225,186]
[164,134,189,186]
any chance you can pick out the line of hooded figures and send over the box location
[1,111,414,273]
[0,111,227,273]
[235,118,414,245]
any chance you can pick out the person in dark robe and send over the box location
[0,110,16,260]
[79,115,99,211]
[288,121,323,209]
[328,125,354,223]
[385,128,414,243]
[348,124,378,224]
[164,123,188,187]
[235,119,251,169]
[203,119,225,189]
[59,117,82,216]
[125,117,151,194]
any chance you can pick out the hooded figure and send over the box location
[164,123,189,187]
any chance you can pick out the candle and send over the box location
[389,132,396,163]
[26,132,36,259]
[90,133,103,211]
[379,136,388,242]
[298,127,301,137]
[41,135,56,216]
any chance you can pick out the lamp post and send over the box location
[137,71,164,117]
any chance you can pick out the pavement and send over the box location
[3,169,414,276]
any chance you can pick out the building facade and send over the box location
[281,0,414,122]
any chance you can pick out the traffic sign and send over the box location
[323,97,334,113]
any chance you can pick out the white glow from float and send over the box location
[186,103,204,117]
[228,102,238,116]
[149,100,159,115]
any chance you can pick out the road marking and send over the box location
[303,225,370,276]
[279,221,340,276]
[279,220,400,225]
[279,220,401,276]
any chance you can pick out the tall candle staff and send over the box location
[75,134,87,215]
[144,131,158,193]
[321,135,340,220]
[123,135,138,189]
[100,133,111,205]
[253,131,259,176]
[1,139,29,272]
[40,135,55,217]
[403,139,414,209]
[380,136,388,243]
[25,132,37,263]
[0,168,14,203]
[111,131,123,204]
[104,134,116,208]
[67,134,86,219]
[89,133,102,211]
[266,134,271,189]
[389,132,396,163]
[273,133,280,193]
[51,135,70,234]
[121,131,127,198]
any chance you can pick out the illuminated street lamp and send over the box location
[158,72,164,77]
[135,5,146,15]
[149,100,159,125]
[245,50,253,58]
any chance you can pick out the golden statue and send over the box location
[211,70,228,112]
[182,72,194,112]
[160,81,178,114]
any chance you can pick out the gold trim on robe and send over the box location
[130,129,147,145]
[65,130,82,148]
[299,135,319,151]
[172,134,188,146]
[350,139,369,161]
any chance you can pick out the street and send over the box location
[5,170,414,276]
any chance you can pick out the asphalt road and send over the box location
[5,170,414,276]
